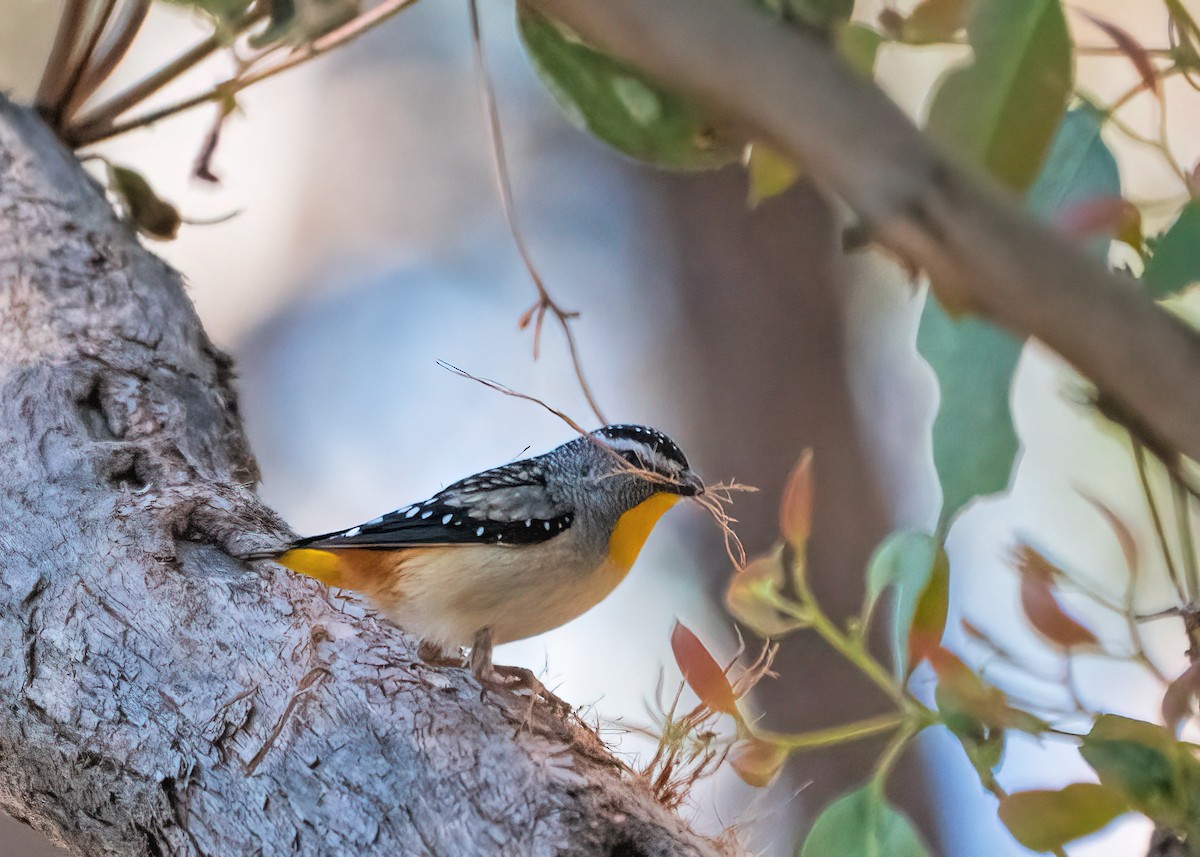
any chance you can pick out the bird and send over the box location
[246,424,703,691]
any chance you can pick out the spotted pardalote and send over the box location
[247,425,702,679]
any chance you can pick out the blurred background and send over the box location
[2,0,1198,854]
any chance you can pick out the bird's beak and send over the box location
[676,471,705,497]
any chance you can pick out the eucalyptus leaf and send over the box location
[518,6,741,170]
[926,0,1072,191]
[161,0,254,35]
[999,783,1128,851]
[865,530,947,676]
[1144,200,1200,300]
[800,787,930,857]
[918,105,1119,528]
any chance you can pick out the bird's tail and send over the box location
[244,546,346,588]
[240,547,287,562]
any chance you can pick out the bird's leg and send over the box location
[468,627,495,679]
[468,627,571,715]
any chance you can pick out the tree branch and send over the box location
[0,96,719,856]
[521,0,1200,468]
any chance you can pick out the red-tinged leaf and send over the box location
[1082,495,1140,577]
[726,548,806,638]
[1081,12,1160,96]
[931,647,1048,736]
[728,738,788,787]
[1015,546,1100,648]
[670,621,738,717]
[1053,195,1130,242]
[999,783,1129,851]
[1163,661,1200,735]
[1117,201,1144,256]
[1188,161,1200,198]
[877,7,904,35]
[780,449,814,548]
[961,618,992,643]
[907,548,949,669]
[902,0,968,43]
[865,530,944,676]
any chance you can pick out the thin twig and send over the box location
[466,0,607,425]
[64,0,153,120]
[36,0,89,119]
[1134,440,1188,604]
[438,361,592,437]
[68,6,267,143]
[1174,478,1199,603]
[56,0,119,127]
[70,0,419,146]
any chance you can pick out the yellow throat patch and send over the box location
[607,492,680,572]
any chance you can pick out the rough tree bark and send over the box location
[0,97,719,855]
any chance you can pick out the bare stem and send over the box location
[754,711,907,751]
[1173,479,1199,604]
[1134,440,1188,603]
[71,0,420,147]
[64,0,153,120]
[56,0,119,127]
[36,0,89,120]
[69,6,267,143]
[467,0,607,425]
[870,720,919,789]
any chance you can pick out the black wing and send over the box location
[292,458,574,550]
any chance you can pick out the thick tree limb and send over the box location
[522,0,1200,467]
[0,97,719,856]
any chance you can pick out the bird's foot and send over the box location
[469,627,572,717]
[418,639,467,668]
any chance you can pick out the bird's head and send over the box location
[588,424,704,498]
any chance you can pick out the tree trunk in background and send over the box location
[656,170,937,846]
[0,97,721,857]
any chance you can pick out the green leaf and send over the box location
[772,0,854,32]
[865,531,947,676]
[917,308,1022,527]
[161,0,254,34]
[835,23,884,78]
[800,786,931,857]
[926,0,1072,191]
[249,0,360,48]
[1144,200,1200,300]
[518,6,741,170]
[1027,103,1121,248]
[999,783,1129,851]
[105,163,181,241]
[746,143,801,207]
[918,105,1119,527]
[1080,715,1187,824]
